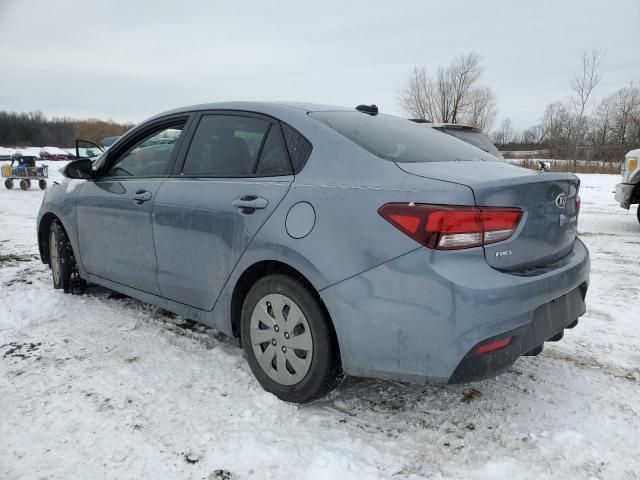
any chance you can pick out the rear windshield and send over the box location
[309,111,497,163]
[435,127,502,158]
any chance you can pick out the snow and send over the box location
[0,147,17,157]
[1,165,639,479]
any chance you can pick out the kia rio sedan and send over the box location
[37,102,590,403]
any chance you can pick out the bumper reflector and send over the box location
[474,336,512,354]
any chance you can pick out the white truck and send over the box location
[614,148,640,224]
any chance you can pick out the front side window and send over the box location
[105,124,184,177]
[182,115,292,176]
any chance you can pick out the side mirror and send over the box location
[64,158,94,179]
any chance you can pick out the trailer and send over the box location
[2,157,48,190]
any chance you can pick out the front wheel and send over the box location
[4,178,13,189]
[240,274,340,403]
[49,220,86,294]
[39,179,47,190]
[19,179,30,190]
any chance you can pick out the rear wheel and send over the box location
[49,220,86,294]
[39,179,47,190]
[4,179,13,189]
[19,179,30,190]
[240,274,340,403]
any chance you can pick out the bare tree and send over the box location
[591,95,614,146]
[397,66,431,120]
[447,53,483,123]
[522,124,546,144]
[544,102,574,140]
[492,118,515,146]
[459,86,497,132]
[610,83,640,146]
[570,49,603,164]
[398,53,496,131]
[570,49,603,119]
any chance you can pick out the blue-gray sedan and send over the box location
[37,102,590,403]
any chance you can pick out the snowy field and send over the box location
[1,163,639,480]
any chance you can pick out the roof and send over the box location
[626,148,640,158]
[151,101,351,118]
[135,101,354,132]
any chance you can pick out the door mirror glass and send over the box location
[64,158,94,179]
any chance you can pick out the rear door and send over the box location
[153,111,294,310]
[76,116,190,294]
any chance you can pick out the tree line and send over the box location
[400,50,640,163]
[0,111,132,147]
[493,50,639,163]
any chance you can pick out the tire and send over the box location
[49,220,86,294]
[4,178,13,189]
[19,179,30,190]
[637,206,640,225]
[240,274,340,403]
[39,179,47,190]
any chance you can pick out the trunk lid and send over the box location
[396,161,580,271]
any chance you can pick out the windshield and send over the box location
[435,127,502,158]
[309,111,497,163]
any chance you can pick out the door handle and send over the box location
[132,191,152,203]
[232,195,268,212]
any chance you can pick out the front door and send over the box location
[153,112,294,310]
[76,119,189,294]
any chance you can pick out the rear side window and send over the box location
[281,123,312,173]
[256,124,292,175]
[182,115,291,177]
[309,111,496,163]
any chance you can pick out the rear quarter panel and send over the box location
[211,122,476,335]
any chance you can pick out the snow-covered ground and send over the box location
[1,164,639,480]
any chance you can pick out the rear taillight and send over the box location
[378,203,522,250]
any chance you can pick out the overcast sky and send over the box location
[1,0,638,130]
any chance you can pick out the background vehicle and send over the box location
[614,148,640,223]
[40,146,71,161]
[410,120,503,159]
[37,102,589,403]
[2,154,48,190]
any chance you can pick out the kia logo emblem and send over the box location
[555,193,567,209]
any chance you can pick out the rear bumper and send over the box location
[320,238,590,384]
[614,182,635,209]
[449,282,586,383]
